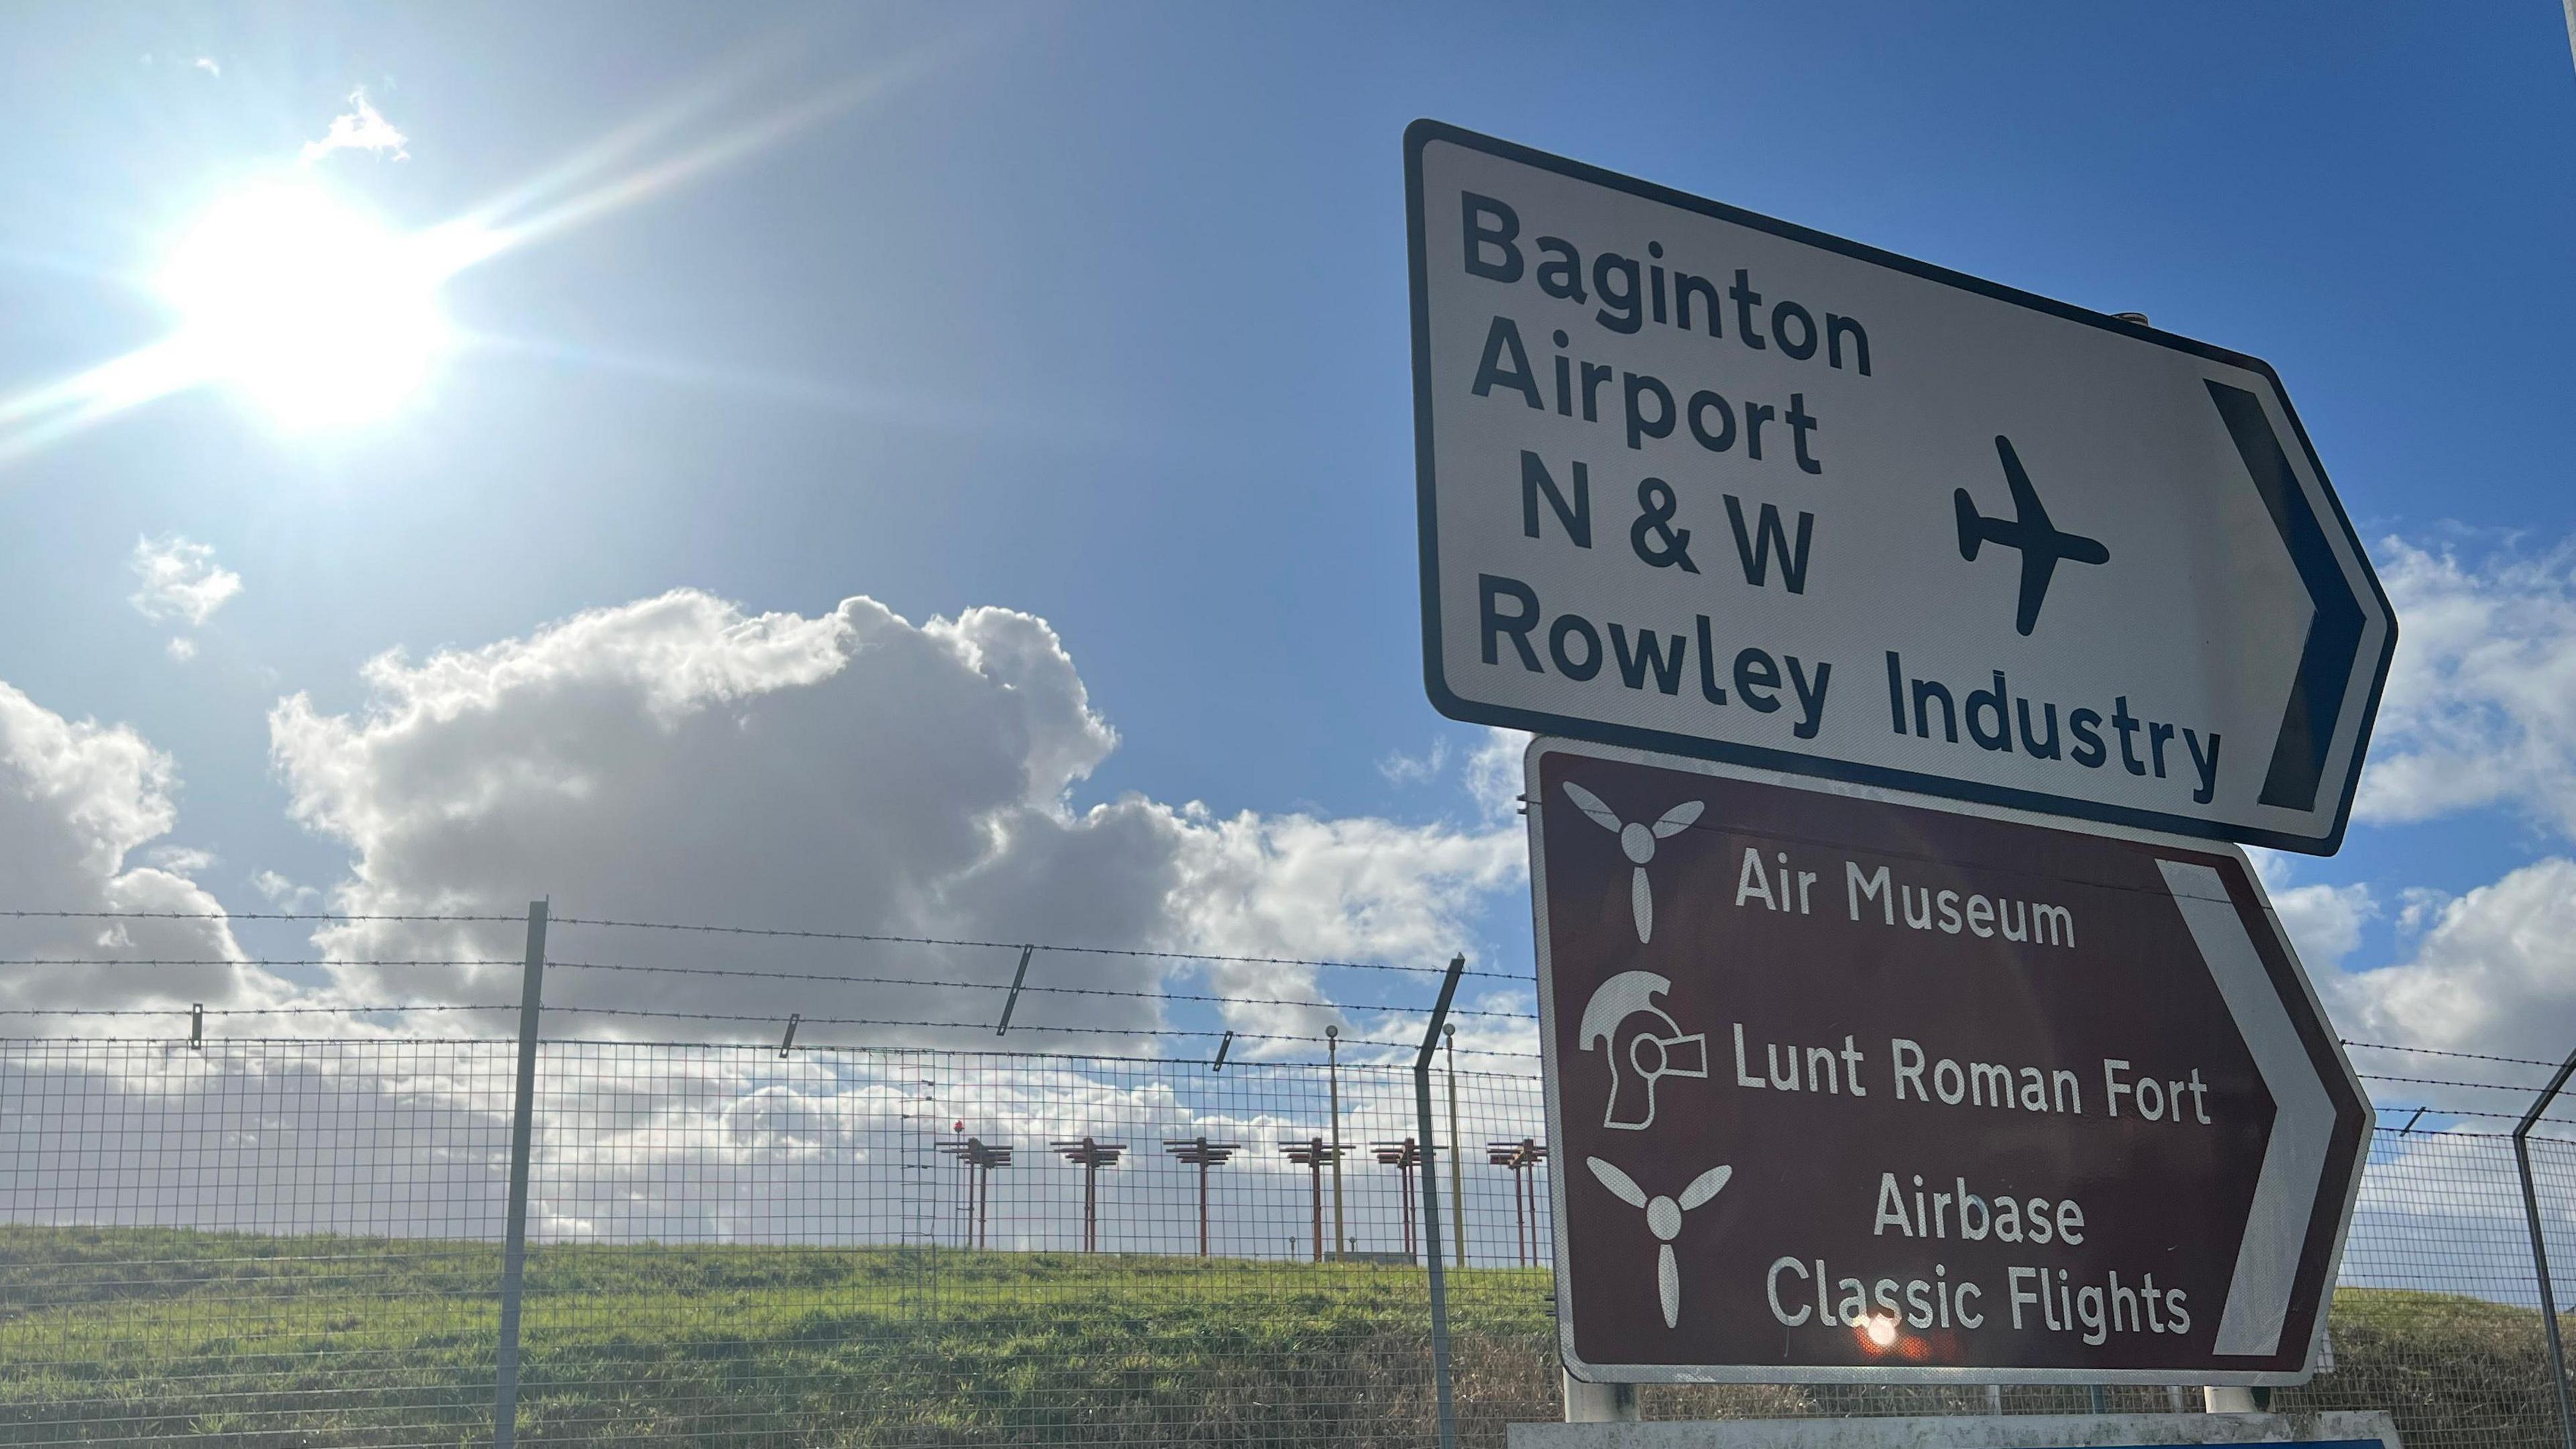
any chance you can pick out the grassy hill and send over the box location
[0,1224,2546,1446]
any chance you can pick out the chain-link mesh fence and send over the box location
[0,1037,516,1445]
[2,932,2575,1445]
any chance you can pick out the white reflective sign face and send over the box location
[1407,122,2395,853]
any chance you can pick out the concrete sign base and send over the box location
[1509,1411,2398,1448]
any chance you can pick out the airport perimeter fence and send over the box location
[0,907,2572,1446]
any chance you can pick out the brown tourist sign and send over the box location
[1525,737,2371,1386]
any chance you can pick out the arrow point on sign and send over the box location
[2158,858,2339,1359]
[2206,380,2376,816]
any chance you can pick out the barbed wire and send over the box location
[1,905,1534,987]
[0,953,1534,1020]
[547,916,1523,980]
[0,1001,1535,1057]
[2342,1038,2560,1069]
[545,959,1538,1020]
[2379,1104,2576,1130]
[0,1004,513,1017]
[2357,1072,2549,1094]
[0,959,519,969]
[0,1034,517,1048]
[535,1004,1538,1056]
[0,910,525,922]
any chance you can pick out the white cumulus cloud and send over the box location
[128,535,241,628]
[301,89,409,165]
[2272,881,2377,969]
[2333,857,2576,1066]
[269,589,1522,1052]
[2245,848,2377,969]
[0,680,256,1012]
[1377,737,1448,786]
[1462,727,1530,824]
[2357,535,2576,837]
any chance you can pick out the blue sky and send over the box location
[0,3,2573,1072]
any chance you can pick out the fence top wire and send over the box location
[2385,1104,2576,1132]
[535,1004,1539,1056]
[0,910,524,922]
[0,954,1536,1022]
[545,958,1538,1020]
[2342,1037,2562,1069]
[0,1004,515,1016]
[2358,1072,2553,1093]
[0,1005,1540,1059]
[547,914,1525,980]
[0,1033,1550,1079]
[0,958,518,968]
[538,1034,1549,1077]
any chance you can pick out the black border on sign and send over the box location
[1406,118,2396,856]
[1523,736,2376,1387]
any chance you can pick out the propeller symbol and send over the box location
[1560,784,1704,944]
[1588,1157,1731,1328]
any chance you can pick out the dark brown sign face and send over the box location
[1528,741,2370,1385]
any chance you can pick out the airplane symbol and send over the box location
[1954,435,2111,636]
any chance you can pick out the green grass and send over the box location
[0,1224,2553,1446]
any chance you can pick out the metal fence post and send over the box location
[1445,1024,1465,1268]
[494,901,548,1449]
[1328,1025,1347,1259]
[1415,954,1466,1449]
[2517,1044,2576,1449]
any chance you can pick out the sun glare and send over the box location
[158,184,451,429]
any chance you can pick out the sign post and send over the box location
[1525,737,2371,1385]
[1508,1412,2403,1449]
[1407,120,2394,854]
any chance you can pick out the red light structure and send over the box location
[1371,1138,1424,1261]
[1162,1136,1242,1258]
[1279,1136,1348,1263]
[934,1136,1014,1250]
[1487,1138,1548,1268]
[1049,1136,1127,1253]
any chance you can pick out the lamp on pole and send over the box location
[1444,1023,1464,1267]
[1326,1024,1347,1258]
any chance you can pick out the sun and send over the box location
[158,182,453,430]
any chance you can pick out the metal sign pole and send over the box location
[2518,1044,2576,1449]
[492,900,547,1449]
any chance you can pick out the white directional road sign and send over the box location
[1527,738,2373,1384]
[1407,121,2396,853]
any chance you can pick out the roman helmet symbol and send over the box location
[1586,1157,1732,1328]
[1560,783,1703,944]
[1578,970,1707,1131]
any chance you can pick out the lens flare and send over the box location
[1861,1311,1900,1349]
[158,183,451,429]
